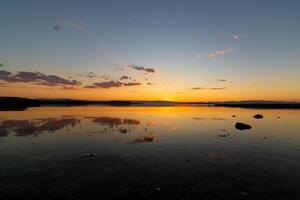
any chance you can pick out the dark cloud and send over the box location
[53,25,62,31]
[210,87,227,90]
[191,87,206,90]
[0,70,12,76]
[61,86,82,90]
[94,81,123,89]
[0,70,81,86]
[127,64,156,73]
[85,80,141,89]
[124,82,141,87]
[120,75,130,80]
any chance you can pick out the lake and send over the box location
[0,106,299,199]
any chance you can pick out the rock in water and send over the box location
[235,122,252,130]
[253,114,263,119]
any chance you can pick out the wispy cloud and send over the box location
[207,48,236,58]
[191,87,206,90]
[210,87,227,90]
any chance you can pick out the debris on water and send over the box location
[264,136,267,139]
[81,153,96,158]
[118,128,128,134]
[232,115,236,117]
[220,129,226,131]
[235,122,252,130]
[208,152,225,159]
[156,187,161,191]
[277,116,281,118]
[186,159,190,163]
[253,114,263,119]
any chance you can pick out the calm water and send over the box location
[0,106,299,199]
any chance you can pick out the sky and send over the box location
[0,0,300,101]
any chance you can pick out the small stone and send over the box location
[253,114,263,119]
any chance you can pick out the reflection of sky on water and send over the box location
[0,106,299,199]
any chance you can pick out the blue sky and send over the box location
[0,0,300,101]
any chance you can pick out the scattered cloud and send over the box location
[207,48,236,58]
[121,64,156,73]
[0,70,81,87]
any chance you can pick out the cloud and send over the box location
[207,48,236,58]
[85,81,123,89]
[85,80,142,89]
[78,72,96,78]
[120,75,130,80]
[124,82,141,86]
[0,70,12,76]
[231,33,246,40]
[0,70,81,86]
[61,86,83,90]
[191,87,206,90]
[123,64,156,73]
[53,25,62,31]
[210,87,227,90]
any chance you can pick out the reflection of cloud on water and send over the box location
[87,117,140,128]
[0,117,80,137]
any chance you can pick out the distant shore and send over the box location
[1,97,300,110]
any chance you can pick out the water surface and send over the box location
[0,106,299,199]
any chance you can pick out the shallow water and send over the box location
[0,106,299,199]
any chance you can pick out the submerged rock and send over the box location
[235,122,252,130]
[253,114,263,119]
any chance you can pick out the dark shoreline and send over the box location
[1,97,300,110]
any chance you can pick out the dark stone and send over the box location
[253,114,263,119]
[235,122,252,130]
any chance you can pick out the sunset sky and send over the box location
[0,0,300,101]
